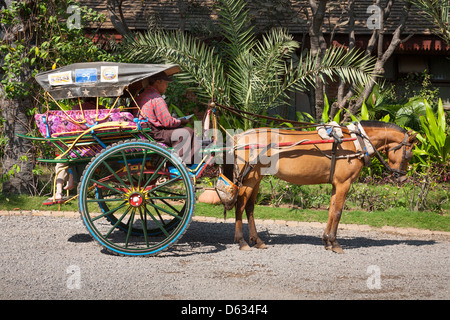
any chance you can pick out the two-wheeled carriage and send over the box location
[20,62,219,256]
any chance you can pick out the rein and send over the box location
[206,102,321,129]
[362,130,413,178]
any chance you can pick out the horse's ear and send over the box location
[408,132,418,144]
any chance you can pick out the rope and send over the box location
[208,102,322,129]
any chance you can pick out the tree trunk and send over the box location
[341,0,411,122]
[107,0,131,37]
[331,0,356,119]
[1,0,36,195]
[1,96,35,194]
[308,0,328,121]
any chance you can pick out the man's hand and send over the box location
[180,118,190,126]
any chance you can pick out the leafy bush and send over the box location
[414,98,450,167]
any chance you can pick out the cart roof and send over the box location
[35,62,181,100]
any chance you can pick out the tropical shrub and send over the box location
[414,98,449,168]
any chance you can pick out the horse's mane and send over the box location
[359,120,407,134]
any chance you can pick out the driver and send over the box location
[135,72,199,164]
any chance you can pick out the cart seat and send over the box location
[35,109,137,138]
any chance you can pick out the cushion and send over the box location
[35,109,136,138]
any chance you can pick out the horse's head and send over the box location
[384,130,418,183]
[360,121,419,183]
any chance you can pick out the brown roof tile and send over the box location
[79,0,435,35]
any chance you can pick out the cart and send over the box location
[19,62,219,256]
[20,62,358,257]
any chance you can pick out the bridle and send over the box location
[371,131,414,178]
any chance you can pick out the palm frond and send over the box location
[319,46,376,85]
[216,0,255,59]
[228,28,301,112]
[121,30,228,103]
[407,0,450,45]
[253,28,299,79]
[287,46,377,95]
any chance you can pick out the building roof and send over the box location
[80,0,436,35]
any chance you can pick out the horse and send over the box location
[228,120,418,253]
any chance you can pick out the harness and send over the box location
[331,122,413,180]
[210,102,414,190]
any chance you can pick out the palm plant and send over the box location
[121,0,376,129]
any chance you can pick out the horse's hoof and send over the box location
[237,239,251,251]
[254,242,267,249]
[332,246,344,254]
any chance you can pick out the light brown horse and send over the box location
[230,120,417,253]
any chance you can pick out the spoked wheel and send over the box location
[78,139,195,256]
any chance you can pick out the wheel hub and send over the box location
[128,192,144,207]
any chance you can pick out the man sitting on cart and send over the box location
[135,72,199,164]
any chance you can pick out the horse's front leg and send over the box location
[322,182,351,253]
[246,181,266,249]
[234,168,263,250]
[235,185,252,251]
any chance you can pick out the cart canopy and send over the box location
[35,62,181,100]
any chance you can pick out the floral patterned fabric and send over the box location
[35,109,136,138]
[35,109,138,158]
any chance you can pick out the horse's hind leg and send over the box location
[322,187,338,252]
[322,182,351,253]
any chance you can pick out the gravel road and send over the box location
[1,213,448,302]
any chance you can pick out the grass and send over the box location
[194,203,450,232]
[1,193,448,232]
[0,194,82,213]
